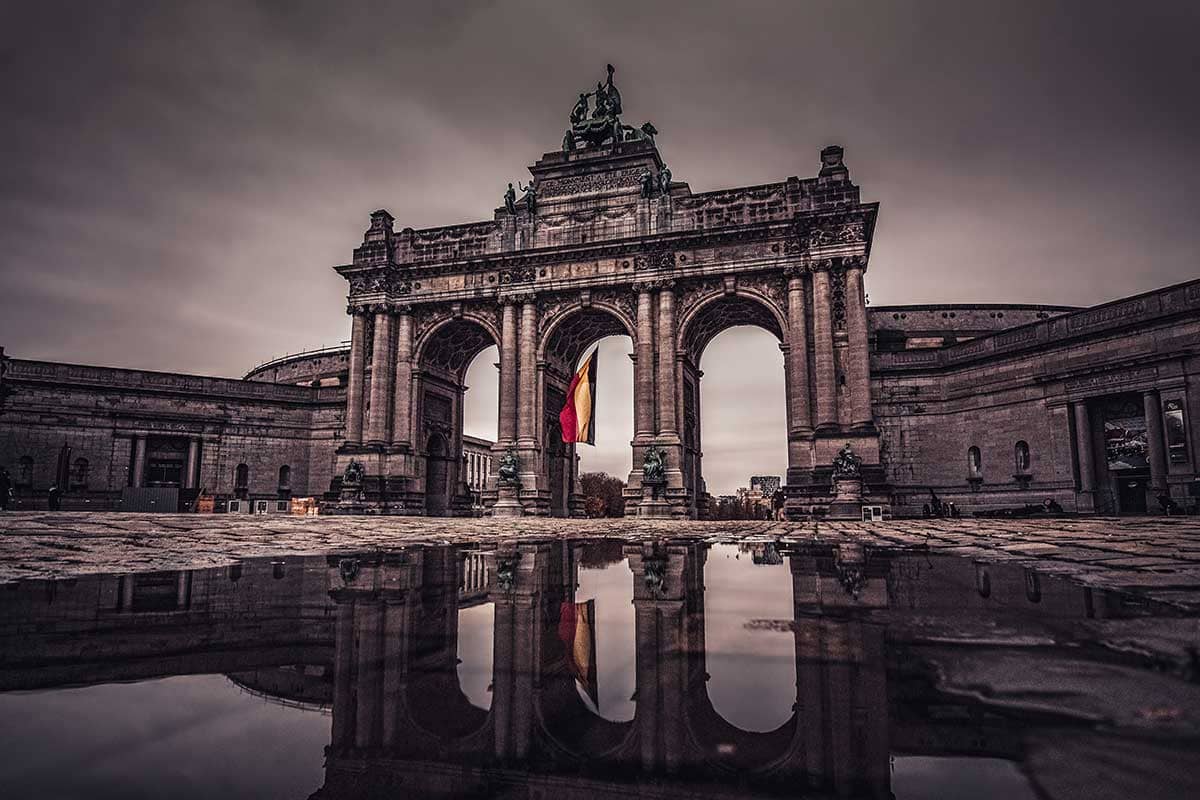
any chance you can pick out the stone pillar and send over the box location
[345,311,368,444]
[844,263,873,429]
[366,310,394,445]
[656,286,677,436]
[498,301,519,445]
[1144,390,1169,494]
[786,271,812,434]
[391,308,414,448]
[131,434,147,488]
[184,436,200,489]
[1072,402,1097,510]
[811,267,838,430]
[635,287,656,437]
[517,299,538,446]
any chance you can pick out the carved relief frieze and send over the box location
[830,268,847,331]
[634,248,676,271]
[539,167,645,198]
[499,267,536,284]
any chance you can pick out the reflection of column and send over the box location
[635,287,655,437]
[1073,401,1097,496]
[345,312,368,444]
[392,308,414,448]
[131,434,147,488]
[657,287,677,436]
[366,310,394,444]
[1144,390,1169,494]
[354,600,383,748]
[184,436,199,489]
[331,600,355,748]
[498,302,519,446]
[811,268,838,430]
[517,299,537,446]
[844,264,873,428]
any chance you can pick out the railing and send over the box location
[245,342,351,378]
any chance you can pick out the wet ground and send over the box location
[0,519,1199,798]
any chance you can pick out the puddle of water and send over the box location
[1,539,1197,799]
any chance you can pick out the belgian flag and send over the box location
[559,348,598,445]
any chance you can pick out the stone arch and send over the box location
[411,315,501,517]
[414,314,501,379]
[677,288,787,363]
[675,290,788,518]
[537,301,637,364]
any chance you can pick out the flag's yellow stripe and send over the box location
[574,367,592,440]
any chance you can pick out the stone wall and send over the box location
[0,359,343,509]
[872,279,1200,515]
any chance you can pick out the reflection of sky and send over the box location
[704,544,796,732]
[0,675,328,799]
[576,555,636,722]
[457,602,495,711]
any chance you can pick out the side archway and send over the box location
[412,316,501,516]
[676,290,789,518]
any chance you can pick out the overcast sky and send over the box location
[2,1,1197,492]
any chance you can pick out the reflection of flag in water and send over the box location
[558,599,598,707]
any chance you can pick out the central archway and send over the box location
[538,304,636,517]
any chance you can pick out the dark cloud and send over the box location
[1,1,1197,491]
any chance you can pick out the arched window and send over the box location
[71,457,90,489]
[234,463,249,489]
[1014,441,1031,473]
[967,446,982,478]
[17,455,33,487]
[277,465,291,488]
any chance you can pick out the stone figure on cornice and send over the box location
[503,183,517,215]
[518,181,537,215]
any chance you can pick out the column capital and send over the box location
[783,263,810,278]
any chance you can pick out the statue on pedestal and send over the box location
[832,443,862,478]
[642,446,666,483]
[342,460,365,486]
[498,448,521,486]
[518,181,537,215]
[503,183,516,215]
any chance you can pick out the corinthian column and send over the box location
[657,285,678,436]
[517,298,538,446]
[1144,390,1169,494]
[811,266,838,430]
[498,301,519,445]
[366,308,394,445]
[345,311,368,444]
[786,270,812,433]
[635,286,656,437]
[844,262,873,428]
[391,308,414,448]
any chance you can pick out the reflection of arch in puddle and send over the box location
[535,542,637,762]
[457,602,494,711]
[574,548,636,722]
[702,543,797,733]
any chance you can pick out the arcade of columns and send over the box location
[331,138,883,518]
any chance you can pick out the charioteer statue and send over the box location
[563,64,660,151]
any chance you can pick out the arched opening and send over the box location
[703,543,796,732]
[277,465,291,499]
[681,294,787,517]
[1014,440,1031,473]
[234,463,249,498]
[415,318,500,517]
[573,542,635,721]
[457,600,494,711]
[968,446,982,479]
[540,307,635,517]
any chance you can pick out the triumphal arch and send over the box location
[330,66,882,518]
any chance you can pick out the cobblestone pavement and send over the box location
[2,511,1199,606]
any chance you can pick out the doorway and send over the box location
[426,432,450,516]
